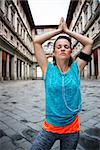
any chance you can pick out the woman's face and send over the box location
[54,38,72,61]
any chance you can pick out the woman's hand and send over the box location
[58,17,64,32]
[58,17,69,33]
[62,19,69,33]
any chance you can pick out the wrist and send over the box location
[57,28,62,33]
[64,28,70,34]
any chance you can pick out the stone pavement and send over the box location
[0,79,100,150]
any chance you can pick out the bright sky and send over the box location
[28,0,71,25]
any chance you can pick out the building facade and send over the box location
[66,0,100,79]
[0,0,37,81]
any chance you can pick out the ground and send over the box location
[0,79,100,150]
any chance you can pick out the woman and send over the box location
[30,17,93,150]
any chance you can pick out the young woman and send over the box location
[30,17,93,150]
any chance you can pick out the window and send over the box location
[84,6,88,25]
[0,21,2,30]
[20,45,22,51]
[98,20,100,29]
[20,24,23,36]
[79,0,82,5]
[17,18,20,34]
[87,34,89,37]
[4,29,7,35]
[11,35,13,41]
[79,16,82,32]
[92,27,94,32]
[23,29,25,39]
[5,1,9,18]
[90,0,94,15]
[11,7,15,26]
[17,42,19,48]
[17,0,20,5]
[0,1,1,9]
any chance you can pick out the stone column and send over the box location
[0,50,3,80]
[27,63,29,79]
[11,55,17,80]
[21,61,24,80]
[23,62,25,79]
[91,54,95,79]
[29,65,33,79]
[24,62,27,80]
[33,64,37,79]
[82,10,86,30]
[18,59,21,80]
[97,49,100,79]
[87,3,91,20]
[1,0,5,12]
[14,12,17,33]
[28,65,30,79]
[84,65,88,79]
[87,63,90,78]
[8,4,11,21]
[6,53,10,80]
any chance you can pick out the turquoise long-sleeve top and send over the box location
[44,61,82,127]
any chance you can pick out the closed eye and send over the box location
[57,45,61,49]
[64,45,70,49]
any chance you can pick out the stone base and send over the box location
[0,77,3,81]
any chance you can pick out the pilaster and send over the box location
[6,53,10,80]
[0,50,3,81]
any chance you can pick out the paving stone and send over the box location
[15,148,24,150]
[0,129,6,138]
[4,128,17,137]
[0,140,16,150]
[0,121,8,130]
[0,136,11,144]
[18,141,32,150]
[0,79,99,150]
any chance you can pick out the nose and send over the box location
[61,46,65,51]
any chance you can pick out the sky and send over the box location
[28,0,71,25]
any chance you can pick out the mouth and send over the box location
[60,53,66,56]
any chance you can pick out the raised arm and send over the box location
[33,19,63,75]
[62,19,93,72]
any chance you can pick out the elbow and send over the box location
[85,39,94,48]
[33,37,39,44]
[88,38,94,45]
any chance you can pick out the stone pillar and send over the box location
[14,12,17,33]
[11,55,17,80]
[1,0,5,12]
[24,62,27,80]
[82,10,85,30]
[29,65,33,79]
[8,4,11,21]
[27,63,29,79]
[18,59,21,80]
[87,63,90,78]
[28,65,30,79]
[84,65,88,79]
[91,54,95,79]
[6,53,10,80]
[33,64,37,79]
[23,62,25,79]
[87,3,91,20]
[97,49,100,79]
[0,50,3,80]
[21,61,24,80]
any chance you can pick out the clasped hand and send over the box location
[58,17,68,33]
